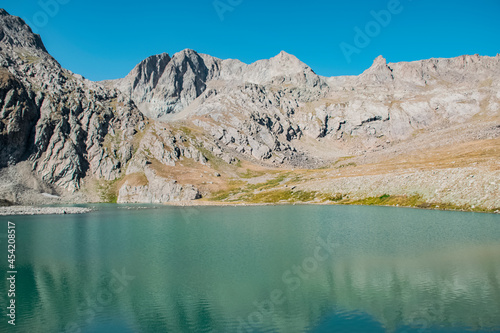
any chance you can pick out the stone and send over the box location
[0,8,499,207]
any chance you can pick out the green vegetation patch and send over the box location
[334,156,355,163]
[344,194,498,213]
[131,125,149,153]
[109,98,118,111]
[178,126,194,138]
[237,169,267,179]
[97,172,149,203]
[208,181,246,201]
[243,189,318,204]
[97,178,122,203]
[319,193,344,202]
[197,145,228,170]
[246,173,288,191]
[102,129,123,156]
[335,162,357,169]
[20,54,40,64]
[348,194,425,206]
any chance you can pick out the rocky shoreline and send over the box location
[0,206,93,216]
[165,200,500,213]
[0,200,498,217]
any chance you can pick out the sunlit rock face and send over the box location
[1,8,499,204]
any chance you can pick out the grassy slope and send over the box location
[199,137,500,213]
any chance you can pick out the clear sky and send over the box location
[3,0,499,81]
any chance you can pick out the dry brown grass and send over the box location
[120,172,148,187]
[314,138,500,182]
[371,138,500,172]
[0,67,14,88]
[149,158,230,194]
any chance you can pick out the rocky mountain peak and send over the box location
[125,52,171,91]
[169,48,207,70]
[358,55,394,85]
[373,55,387,66]
[175,48,199,57]
[268,50,310,71]
[0,8,47,52]
[111,48,223,118]
[274,50,298,61]
[235,50,322,89]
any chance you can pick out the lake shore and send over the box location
[0,206,93,216]
[163,199,500,214]
[1,199,499,216]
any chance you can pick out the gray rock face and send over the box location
[0,9,145,192]
[110,50,221,118]
[117,167,201,203]
[0,67,38,166]
[1,8,499,205]
[358,54,500,88]
[111,48,499,168]
[0,8,46,52]
[110,49,327,119]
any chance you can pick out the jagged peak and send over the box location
[172,48,201,59]
[363,55,390,72]
[0,8,47,52]
[126,52,170,75]
[168,48,216,68]
[373,55,387,66]
[138,52,171,65]
[274,50,294,58]
[358,55,393,83]
[124,52,171,89]
[270,50,303,64]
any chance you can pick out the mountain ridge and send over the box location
[0,8,499,211]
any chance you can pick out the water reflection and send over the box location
[1,205,499,333]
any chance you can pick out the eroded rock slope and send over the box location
[1,8,499,208]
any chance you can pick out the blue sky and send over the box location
[3,0,499,81]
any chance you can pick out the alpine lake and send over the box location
[1,204,500,333]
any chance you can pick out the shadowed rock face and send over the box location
[112,50,222,118]
[0,67,38,167]
[114,50,499,164]
[1,8,499,205]
[0,8,46,52]
[111,49,327,119]
[0,9,145,193]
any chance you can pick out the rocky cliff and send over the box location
[0,9,146,194]
[1,8,499,210]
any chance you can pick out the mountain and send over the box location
[107,49,325,119]
[0,9,499,211]
[0,9,145,197]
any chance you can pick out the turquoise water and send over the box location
[1,205,500,333]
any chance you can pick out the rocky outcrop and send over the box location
[110,49,327,119]
[110,50,221,118]
[111,48,499,168]
[0,8,46,51]
[0,206,92,216]
[0,7,499,206]
[0,67,38,166]
[0,9,145,193]
[117,167,201,203]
